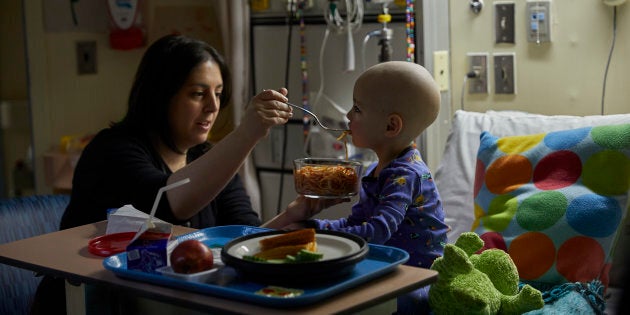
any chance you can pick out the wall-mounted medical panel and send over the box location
[526,0,552,44]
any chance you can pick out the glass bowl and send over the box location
[293,158,362,199]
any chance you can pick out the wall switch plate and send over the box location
[76,41,97,75]
[527,0,552,43]
[494,2,515,44]
[494,52,516,94]
[433,50,449,91]
[467,52,489,94]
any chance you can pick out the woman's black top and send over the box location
[60,125,261,230]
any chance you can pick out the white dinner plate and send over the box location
[221,230,369,284]
[225,233,361,262]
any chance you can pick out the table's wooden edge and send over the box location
[0,221,197,288]
[337,268,438,314]
[84,266,439,315]
[0,222,440,314]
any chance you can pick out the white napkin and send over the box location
[105,204,168,235]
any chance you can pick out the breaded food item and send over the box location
[254,242,317,260]
[255,229,317,260]
[259,228,315,251]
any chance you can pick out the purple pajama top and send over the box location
[310,146,448,268]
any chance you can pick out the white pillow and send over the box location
[435,110,630,241]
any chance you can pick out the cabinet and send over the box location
[43,151,80,194]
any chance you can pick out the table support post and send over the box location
[65,281,86,315]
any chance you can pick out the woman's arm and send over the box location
[166,89,292,220]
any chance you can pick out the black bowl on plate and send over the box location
[221,230,368,285]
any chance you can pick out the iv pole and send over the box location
[361,1,394,70]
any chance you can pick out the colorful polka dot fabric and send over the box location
[471,123,630,290]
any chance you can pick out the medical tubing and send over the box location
[362,30,381,71]
[277,6,296,213]
[324,0,364,35]
[305,0,363,156]
[312,28,330,114]
[344,18,355,72]
[601,6,617,115]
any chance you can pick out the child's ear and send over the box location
[385,114,403,137]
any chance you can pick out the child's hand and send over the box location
[285,195,350,221]
[262,195,350,229]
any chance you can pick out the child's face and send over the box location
[346,78,387,149]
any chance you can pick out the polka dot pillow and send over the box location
[472,123,630,289]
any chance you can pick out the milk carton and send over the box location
[126,221,173,273]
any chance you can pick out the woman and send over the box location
[60,34,293,230]
[32,34,302,314]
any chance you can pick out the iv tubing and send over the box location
[362,30,382,71]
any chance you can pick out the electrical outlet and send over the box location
[494,2,515,44]
[494,53,516,94]
[467,52,489,94]
[527,0,552,43]
[433,50,449,91]
[76,41,97,75]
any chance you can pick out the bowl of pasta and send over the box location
[293,158,362,199]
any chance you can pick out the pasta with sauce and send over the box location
[294,164,359,197]
[336,131,350,159]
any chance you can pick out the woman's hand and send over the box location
[240,88,293,140]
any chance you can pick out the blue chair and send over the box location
[0,194,70,315]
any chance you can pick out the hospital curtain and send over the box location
[216,1,262,215]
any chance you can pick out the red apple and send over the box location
[170,239,214,274]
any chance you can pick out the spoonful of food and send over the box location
[285,102,348,132]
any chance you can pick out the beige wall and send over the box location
[23,1,142,194]
[0,0,28,98]
[449,0,629,116]
[0,0,31,196]
[5,1,630,194]
[22,0,218,194]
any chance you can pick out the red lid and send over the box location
[109,27,145,50]
[88,232,137,257]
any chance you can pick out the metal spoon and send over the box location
[285,102,348,132]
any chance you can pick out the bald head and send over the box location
[354,61,440,140]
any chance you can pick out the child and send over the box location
[272,61,449,314]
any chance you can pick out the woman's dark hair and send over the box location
[116,34,231,153]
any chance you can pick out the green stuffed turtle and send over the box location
[428,232,544,315]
